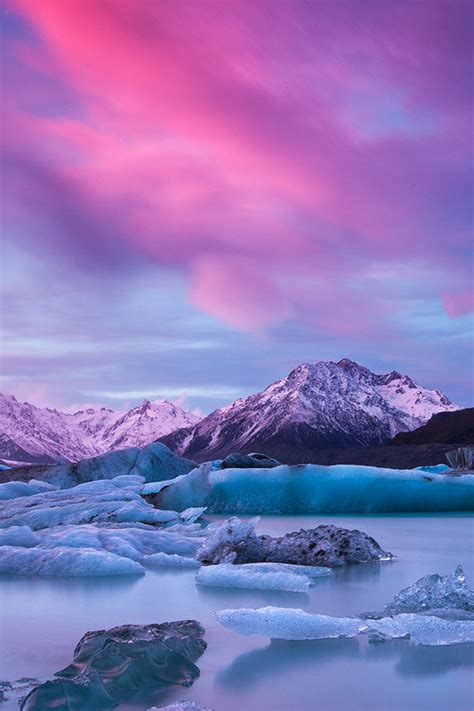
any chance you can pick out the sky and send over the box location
[0,0,473,414]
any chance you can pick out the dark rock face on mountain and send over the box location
[247,442,469,469]
[391,408,474,446]
[160,359,458,462]
[20,620,206,711]
[198,517,393,568]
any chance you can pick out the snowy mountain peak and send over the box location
[160,359,459,461]
[0,393,200,464]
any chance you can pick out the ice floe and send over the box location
[216,567,474,646]
[197,562,331,592]
[149,703,213,711]
[0,475,206,576]
[217,607,363,640]
[0,479,57,500]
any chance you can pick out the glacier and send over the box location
[147,462,474,514]
[197,562,331,593]
[0,475,206,576]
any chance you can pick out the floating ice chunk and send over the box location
[0,545,145,576]
[197,562,331,592]
[144,552,201,568]
[0,525,40,547]
[383,565,474,614]
[149,702,213,711]
[0,479,57,501]
[368,613,474,646]
[216,606,363,640]
[151,463,474,513]
[0,475,206,576]
[197,564,311,592]
[216,606,474,646]
[0,476,192,530]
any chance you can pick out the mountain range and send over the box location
[159,359,459,461]
[0,395,199,464]
[1,359,460,465]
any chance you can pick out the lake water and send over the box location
[1,514,473,710]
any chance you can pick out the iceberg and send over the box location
[0,545,146,576]
[217,606,363,640]
[10,442,196,490]
[144,552,202,569]
[196,562,331,592]
[216,569,474,646]
[216,606,474,646]
[366,613,474,646]
[383,565,474,614]
[149,703,213,711]
[145,463,474,514]
[21,620,207,710]
[0,479,57,501]
[197,517,392,567]
[0,476,206,576]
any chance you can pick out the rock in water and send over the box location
[198,517,392,567]
[383,565,474,614]
[20,621,206,710]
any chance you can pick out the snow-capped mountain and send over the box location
[159,358,459,461]
[0,395,200,464]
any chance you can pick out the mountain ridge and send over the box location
[159,358,459,461]
[0,394,199,464]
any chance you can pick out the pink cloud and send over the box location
[3,0,473,337]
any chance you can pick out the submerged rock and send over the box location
[198,517,392,567]
[383,565,474,615]
[220,452,281,469]
[20,621,206,711]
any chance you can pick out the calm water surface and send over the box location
[1,514,473,711]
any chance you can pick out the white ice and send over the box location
[148,702,213,711]
[0,475,206,576]
[216,606,474,646]
[197,562,331,592]
[216,606,363,640]
[0,479,57,501]
[367,613,474,646]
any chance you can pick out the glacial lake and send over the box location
[1,514,473,711]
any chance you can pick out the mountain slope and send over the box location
[0,395,199,464]
[159,358,459,461]
[391,408,474,446]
